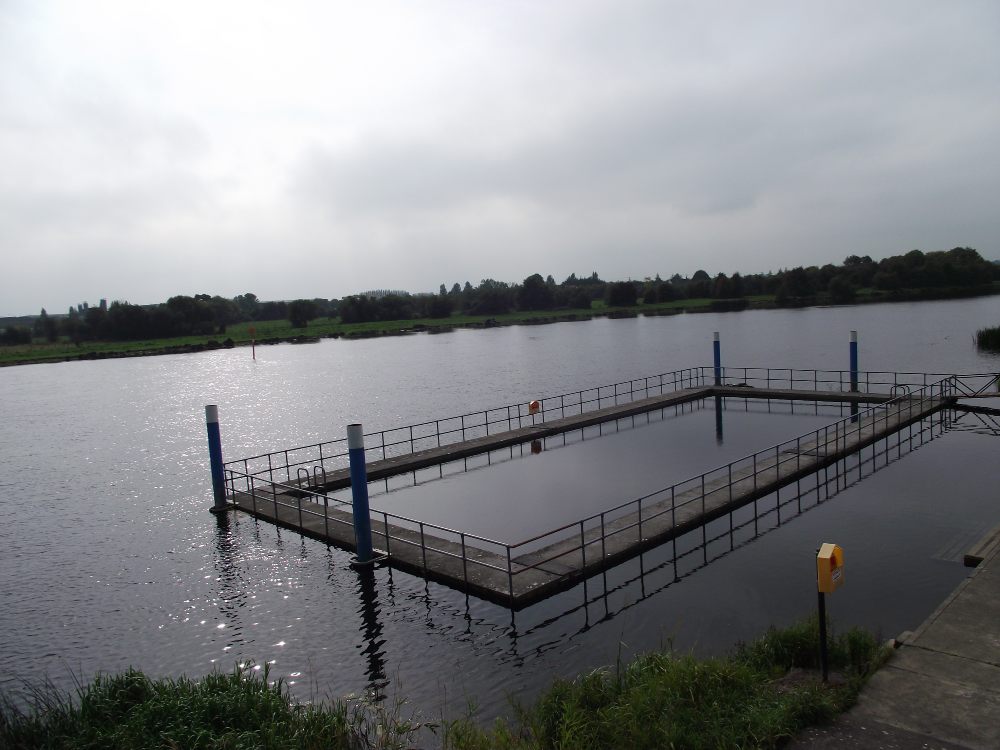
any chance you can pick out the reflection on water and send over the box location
[355,566,387,697]
[0,298,998,721]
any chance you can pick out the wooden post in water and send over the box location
[348,424,374,565]
[206,405,228,513]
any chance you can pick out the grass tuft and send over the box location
[442,616,888,750]
[0,663,420,750]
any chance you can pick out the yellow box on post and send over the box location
[817,543,844,593]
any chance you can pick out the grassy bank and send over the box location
[442,617,886,749]
[0,665,420,750]
[2,618,886,749]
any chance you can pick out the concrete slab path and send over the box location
[792,525,1000,750]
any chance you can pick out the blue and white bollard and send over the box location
[347,423,374,565]
[849,331,859,392]
[713,332,722,385]
[206,405,228,513]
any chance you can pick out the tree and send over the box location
[828,275,856,303]
[712,273,733,299]
[0,326,31,345]
[426,294,453,318]
[35,308,58,342]
[517,273,555,311]
[234,292,259,320]
[606,281,638,306]
[288,299,318,328]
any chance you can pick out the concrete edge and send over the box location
[909,525,1000,642]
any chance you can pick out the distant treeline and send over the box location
[2,247,996,346]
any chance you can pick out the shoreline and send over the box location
[2,286,998,368]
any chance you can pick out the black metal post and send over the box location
[818,590,829,682]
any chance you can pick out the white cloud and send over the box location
[1,0,998,314]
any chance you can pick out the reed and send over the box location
[975,325,1000,351]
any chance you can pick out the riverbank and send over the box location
[0,618,885,749]
[3,284,999,368]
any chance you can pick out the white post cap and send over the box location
[713,331,719,341]
[205,404,219,423]
[850,330,857,342]
[347,423,365,449]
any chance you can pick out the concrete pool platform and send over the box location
[229,387,948,608]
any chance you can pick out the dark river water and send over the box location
[1,297,999,723]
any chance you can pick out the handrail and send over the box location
[223,370,974,601]
[503,376,955,581]
[224,367,995,486]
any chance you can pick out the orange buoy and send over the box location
[528,400,541,415]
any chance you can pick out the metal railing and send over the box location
[502,377,958,591]
[224,467,516,591]
[224,366,706,484]
[223,371,985,603]
[224,366,998,489]
[711,366,990,394]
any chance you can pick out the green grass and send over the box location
[442,617,888,750]
[975,325,1000,352]
[0,664,421,750]
[0,619,887,749]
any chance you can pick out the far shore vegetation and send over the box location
[1,617,887,750]
[2,246,998,367]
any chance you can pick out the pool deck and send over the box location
[791,523,1000,750]
[230,387,948,608]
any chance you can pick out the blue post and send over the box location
[849,331,859,392]
[347,423,374,564]
[713,332,722,385]
[205,405,227,512]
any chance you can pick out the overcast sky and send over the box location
[1,1,998,315]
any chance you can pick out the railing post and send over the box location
[205,405,228,513]
[461,533,468,586]
[347,424,374,565]
[713,332,722,385]
[507,546,514,599]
